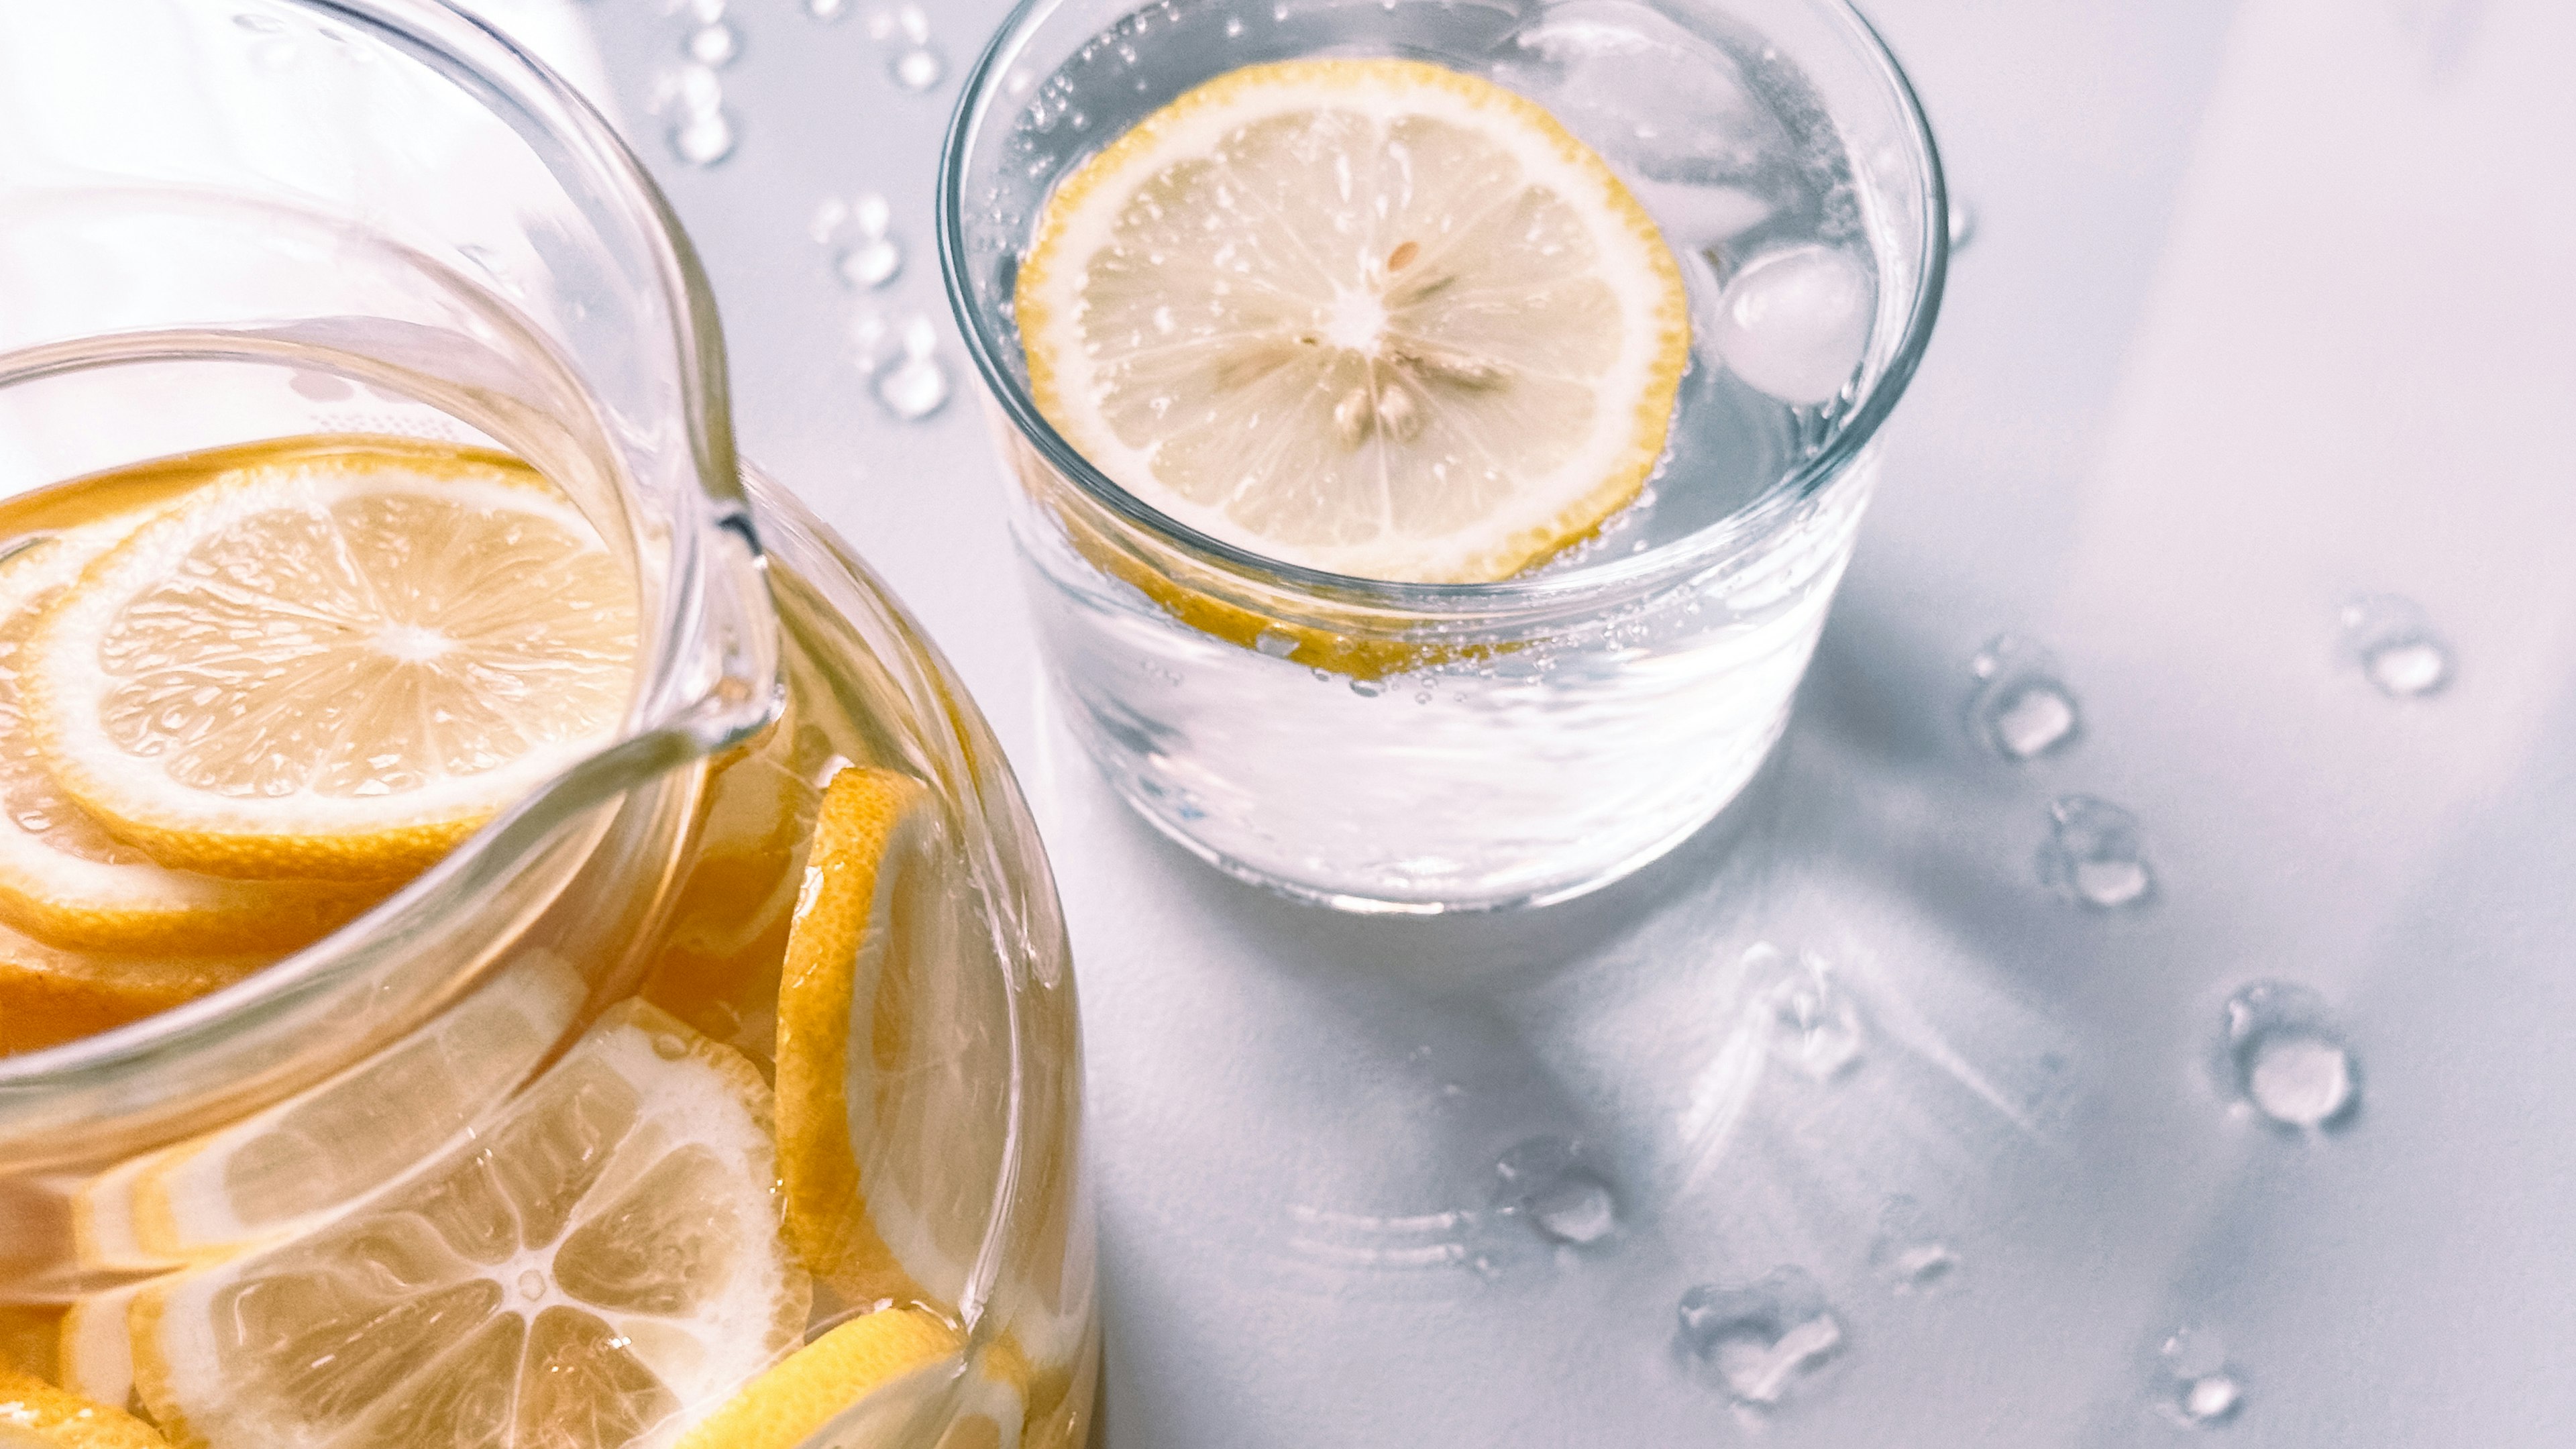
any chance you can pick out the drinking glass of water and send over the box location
[942,0,1945,912]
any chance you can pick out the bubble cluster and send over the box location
[652,64,737,168]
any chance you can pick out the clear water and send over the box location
[990,0,1902,908]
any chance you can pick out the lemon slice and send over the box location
[671,1307,961,1449]
[0,921,270,1057]
[0,1363,168,1448]
[1016,57,1688,584]
[0,521,386,952]
[129,1000,810,1449]
[26,452,639,883]
[774,768,1010,1312]
[89,959,583,1265]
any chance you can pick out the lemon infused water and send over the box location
[0,4,1090,1448]
[943,0,1945,910]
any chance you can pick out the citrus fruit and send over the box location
[1016,57,1688,585]
[101,959,582,1263]
[129,1000,810,1449]
[669,1307,961,1449]
[0,922,269,1058]
[25,451,638,883]
[0,519,384,953]
[0,1362,168,1448]
[773,767,1011,1311]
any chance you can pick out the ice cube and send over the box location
[1711,246,1873,405]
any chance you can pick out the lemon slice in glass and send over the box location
[670,1306,961,1449]
[773,767,1010,1313]
[0,520,385,952]
[128,1000,810,1449]
[1016,58,1688,584]
[25,452,637,883]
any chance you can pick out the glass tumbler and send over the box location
[942,0,1945,913]
[0,3,1092,1447]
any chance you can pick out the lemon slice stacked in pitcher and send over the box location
[0,445,638,1052]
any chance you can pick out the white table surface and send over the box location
[547,0,2576,1442]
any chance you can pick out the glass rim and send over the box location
[938,0,1949,611]
[0,0,763,1108]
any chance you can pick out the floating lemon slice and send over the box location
[671,1306,961,1449]
[129,1000,810,1449]
[1017,58,1688,584]
[26,452,638,883]
[0,922,269,1057]
[773,768,1011,1313]
[0,1362,168,1449]
[0,521,385,953]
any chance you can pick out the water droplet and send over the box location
[1868,1197,1957,1292]
[2036,796,2154,909]
[2218,982,2359,1132]
[1348,678,1386,698]
[894,1,930,42]
[806,0,847,19]
[2338,594,2451,697]
[2157,1328,2245,1427]
[1493,1137,1617,1247]
[667,105,737,166]
[686,21,740,67]
[517,1268,547,1299]
[1967,635,2080,761]
[1224,15,1246,36]
[1252,630,1299,659]
[1947,200,1976,252]
[1676,1269,1843,1407]
[892,45,946,90]
[1743,944,1863,1080]
[851,191,893,238]
[685,0,727,23]
[874,356,948,421]
[836,237,903,288]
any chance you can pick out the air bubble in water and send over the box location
[1224,15,1246,36]
[2036,796,2153,909]
[1253,630,1299,659]
[2156,1328,2245,1428]
[2218,982,2359,1133]
[1676,1269,1843,1407]
[687,21,740,67]
[1710,246,1872,406]
[1968,635,2080,761]
[1349,678,1386,698]
[1868,1197,1957,1293]
[1743,943,1862,1080]
[2338,594,2451,698]
[872,317,949,421]
[1493,1137,1617,1248]
[892,46,946,90]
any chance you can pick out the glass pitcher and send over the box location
[0,3,1093,1446]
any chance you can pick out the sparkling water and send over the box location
[959,0,1935,908]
